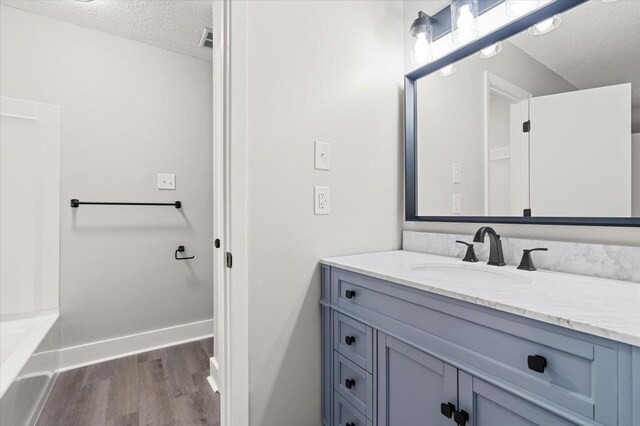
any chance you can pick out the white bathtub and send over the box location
[0,311,59,425]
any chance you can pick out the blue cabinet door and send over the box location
[377,333,457,426]
[458,371,576,426]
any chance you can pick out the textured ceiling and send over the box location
[511,0,640,130]
[0,0,213,61]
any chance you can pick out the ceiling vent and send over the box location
[199,27,213,48]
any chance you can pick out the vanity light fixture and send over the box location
[528,14,561,35]
[504,0,540,17]
[451,0,479,45]
[440,63,458,77]
[477,42,502,59]
[410,11,434,65]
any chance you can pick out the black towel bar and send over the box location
[70,199,181,208]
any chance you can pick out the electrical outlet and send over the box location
[314,186,330,215]
[452,194,462,215]
[157,173,176,190]
[315,141,330,171]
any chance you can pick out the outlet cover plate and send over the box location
[157,173,176,190]
[314,186,330,215]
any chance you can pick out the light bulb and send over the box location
[535,17,554,32]
[440,64,457,77]
[457,5,475,31]
[452,1,479,45]
[528,14,561,35]
[413,32,432,65]
[478,42,502,59]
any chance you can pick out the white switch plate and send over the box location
[157,173,176,190]
[314,186,330,215]
[452,163,461,184]
[314,141,330,171]
[452,194,462,215]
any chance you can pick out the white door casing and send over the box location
[209,1,250,425]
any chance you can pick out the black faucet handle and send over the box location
[518,248,548,271]
[456,241,479,263]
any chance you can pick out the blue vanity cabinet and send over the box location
[458,372,575,426]
[320,265,638,426]
[377,333,457,426]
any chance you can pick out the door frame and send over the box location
[482,72,531,216]
[210,1,250,425]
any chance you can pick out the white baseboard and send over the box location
[208,357,220,393]
[58,319,214,372]
[207,375,219,394]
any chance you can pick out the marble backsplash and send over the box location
[403,231,640,283]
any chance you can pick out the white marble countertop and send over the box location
[321,250,640,346]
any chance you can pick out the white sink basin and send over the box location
[409,263,532,286]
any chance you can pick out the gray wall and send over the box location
[244,1,403,424]
[0,6,213,347]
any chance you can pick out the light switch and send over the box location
[452,163,461,184]
[314,186,330,215]
[314,141,330,171]
[157,173,176,190]
[452,194,462,215]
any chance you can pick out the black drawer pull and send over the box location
[345,378,355,389]
[440,402,455,418]
[346,423,355,426]
[454,410,469,426]
[345,290,356,299]
[527,355,547,373]
[345,335,355,345]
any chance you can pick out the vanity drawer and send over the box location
[332,269,619,424]
[333,313,373,373]
[334,352,373,420]
[333,392,372,426]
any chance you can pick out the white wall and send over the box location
[243,1,403,424]
[0,6,213,347]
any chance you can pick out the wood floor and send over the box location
[36,339,219,426]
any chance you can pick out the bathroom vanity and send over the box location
[320,251,640,426]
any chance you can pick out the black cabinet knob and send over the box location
[345,378,355,389]
[440,402,456,418]
[346,423,355,426]
[345,290,356,299]
[453,410,469,426]
[345,335,355,345]
[527,355,547,373]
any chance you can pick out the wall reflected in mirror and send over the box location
[415,0,640,218]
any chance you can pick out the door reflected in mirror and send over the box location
[414,0,639,219]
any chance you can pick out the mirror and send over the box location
[407,0,640,225]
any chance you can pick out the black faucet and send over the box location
[473,227,506,266]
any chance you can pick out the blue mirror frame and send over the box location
[405,0,640,227]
